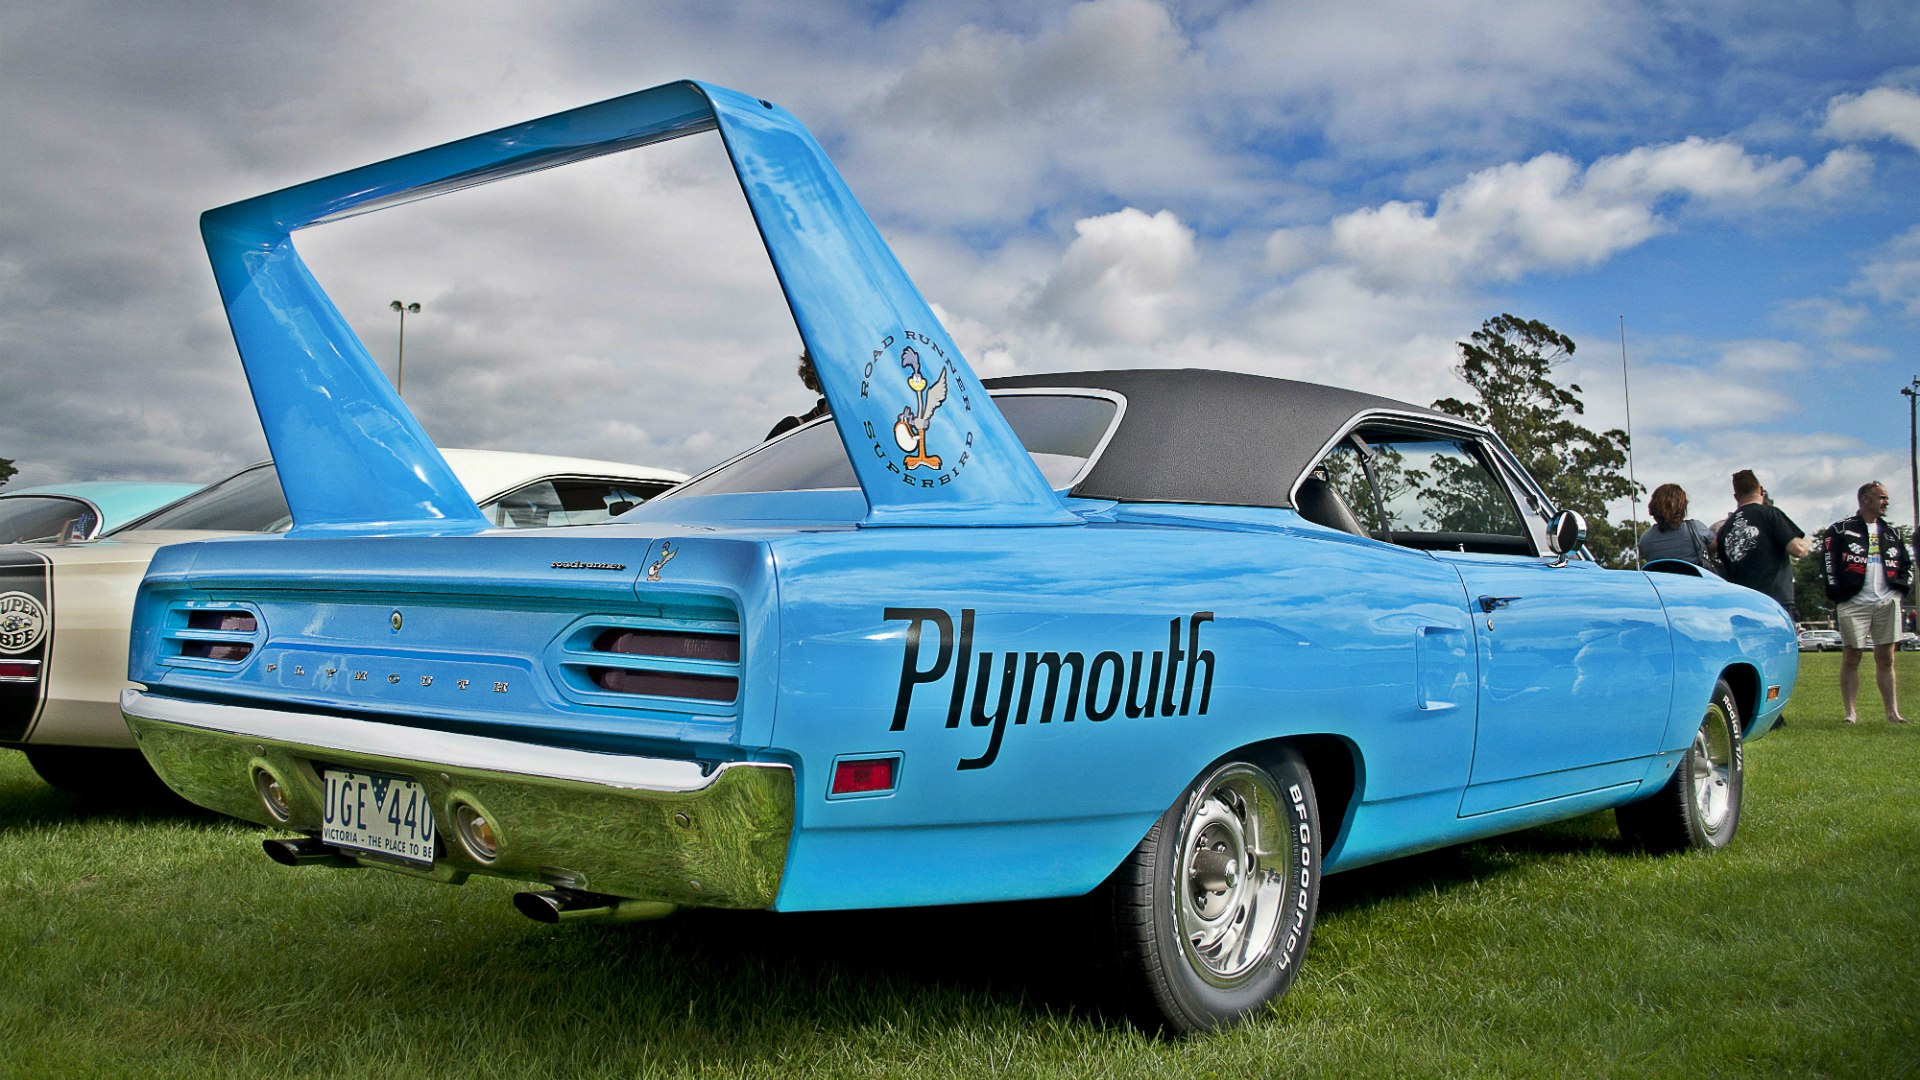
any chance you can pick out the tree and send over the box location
[0,455,15,490]
[1432,314,1642,567]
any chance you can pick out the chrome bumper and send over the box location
[121,689,793,909]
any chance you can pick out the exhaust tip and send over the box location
[513,888,677,924]
[513,890,566,924]
[261,836,359,868]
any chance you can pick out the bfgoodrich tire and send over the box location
[1093,746,1321,1034]
[1616,677,1743,853]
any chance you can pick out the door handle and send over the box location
[1478,595,1521,613]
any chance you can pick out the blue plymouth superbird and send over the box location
[121,81,1795,1034]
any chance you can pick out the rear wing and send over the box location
[202,80,1076,535]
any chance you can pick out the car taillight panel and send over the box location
[553,608,743,710]
[159,602,265,669]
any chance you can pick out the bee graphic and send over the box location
[891,346,947,471]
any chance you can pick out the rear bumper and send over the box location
[121,689,793,908]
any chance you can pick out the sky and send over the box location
[3,0,1918,536]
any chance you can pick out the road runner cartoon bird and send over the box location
[891,346,947,470]
[646,542,677,581]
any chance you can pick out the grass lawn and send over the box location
[2,653,1915,1077]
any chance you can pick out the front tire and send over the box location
[1094,747,1321,1034]
[1616,678,1743,853]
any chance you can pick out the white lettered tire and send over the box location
[1094,746,1321,1034]
[1616,677,1743,853]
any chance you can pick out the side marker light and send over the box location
[831,758,897,796]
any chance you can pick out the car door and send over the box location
[1337,427,1674,816]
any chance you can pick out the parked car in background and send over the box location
[0,481,202,544]
[1,450,682,796]
[120,81,1798,1035]
[1798,629,1844,652]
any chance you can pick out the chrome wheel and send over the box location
[1175,762,1289,987]
[1689,705,1735,837]
[1616,677,1743,854]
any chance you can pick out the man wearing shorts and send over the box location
[1822,481,1912,724]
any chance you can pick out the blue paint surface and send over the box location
[132,81,1800,913]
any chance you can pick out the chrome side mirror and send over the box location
[1546,510,1587,566]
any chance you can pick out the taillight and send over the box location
[179,641,255,661]
[561,620,742,706]
[592,628,739,663]
[0,659,41,683]
[590,668,737,701]
[187,610,258,633]
[164,604,263,667]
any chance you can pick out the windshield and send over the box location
[114,464,292,534]
[0,496,97,544]
[669,392,1121,499]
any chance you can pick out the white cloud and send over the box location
[1854,225,1920,318]
[1823,86,1920,153]
[1261,227,1324,276]
[1773,298,1870,340]
[1026,208,1199,345]
[1584,136,1804,199]
[1202,0,1657,161]
[1324,139,1855,289]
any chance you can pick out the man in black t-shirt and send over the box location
[1716,469,1810,614]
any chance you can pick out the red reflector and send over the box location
[0,660,41,682]
[831,758,896,795]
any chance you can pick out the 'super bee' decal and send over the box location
[0,550,52,742]
[0,592,47,654]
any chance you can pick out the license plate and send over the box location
[320,768,437,866]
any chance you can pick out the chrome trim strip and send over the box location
[121,688,730,793]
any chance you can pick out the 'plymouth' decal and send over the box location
[885,607,1215,770]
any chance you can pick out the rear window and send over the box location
[115,465,292,534]
[668,392,1121,498]
[0,496,98,544]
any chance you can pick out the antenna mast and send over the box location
[1619,316,1642,566]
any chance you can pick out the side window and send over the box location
[481,478,675,528]
[1309,441,1385,534]
[1361,432,1531,553]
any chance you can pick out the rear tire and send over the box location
[1093,746,1321,1034]
[23,746,176,802]
[1616,678,1743,853]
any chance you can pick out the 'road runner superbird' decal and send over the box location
[885,608,1216,770]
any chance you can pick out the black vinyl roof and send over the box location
[986,368,1457,509]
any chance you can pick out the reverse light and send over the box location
[252,766,292,823]
[453,802,499,862]
[830,757,898,797]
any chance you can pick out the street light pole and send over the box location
[1904,377,1919,613]
[389,300,421,396]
